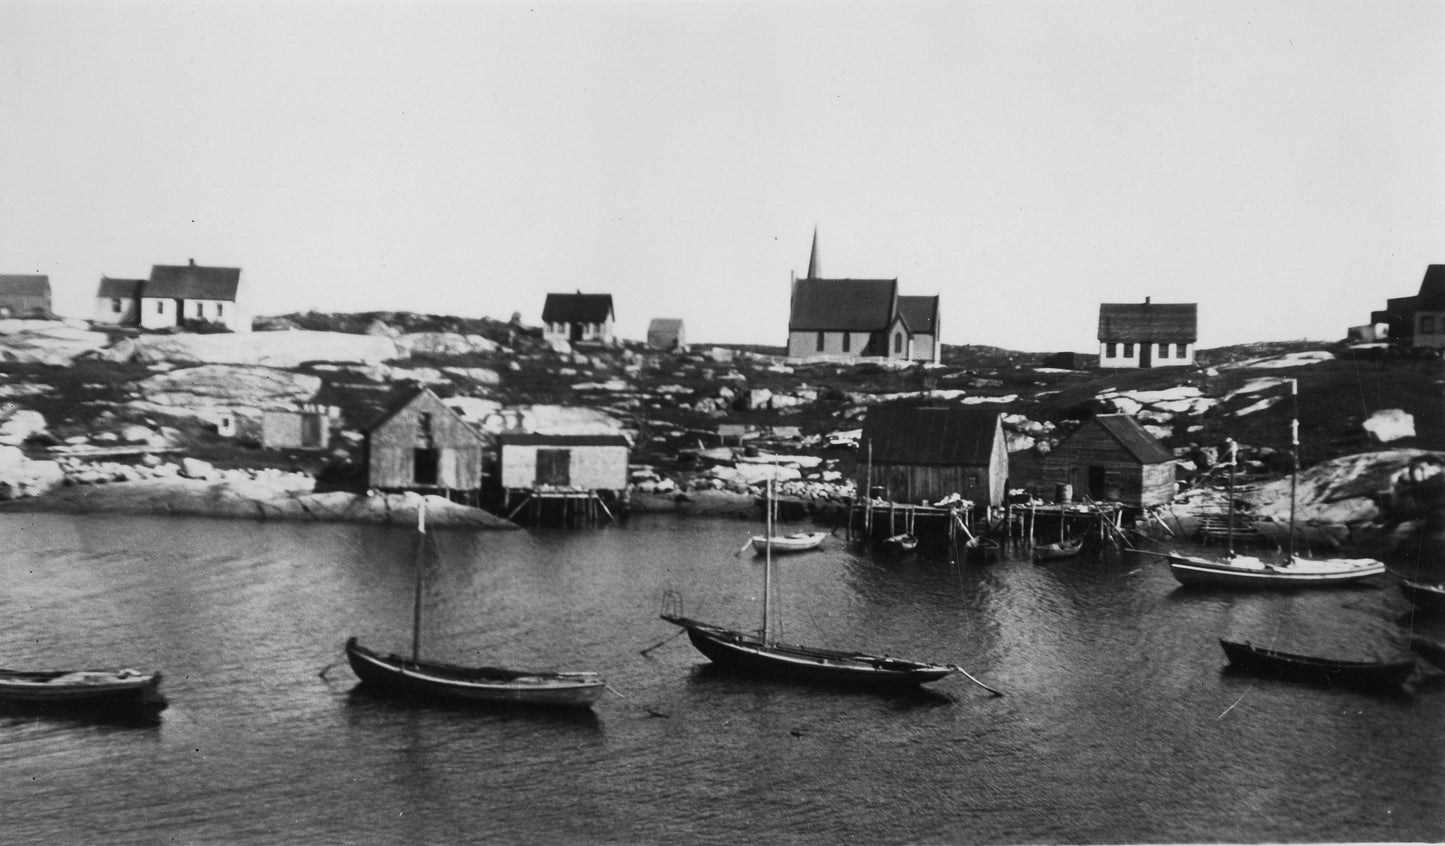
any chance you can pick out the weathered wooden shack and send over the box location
[858,406,1008,507]
[364,386,486,499]
[0,274,52,319]
[647,318,685,350]
[1041,414,1176,508]
[262,405,334,450]
[497,433,629,493]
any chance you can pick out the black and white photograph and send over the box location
[0,1,1441,843]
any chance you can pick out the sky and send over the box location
[1,0,1442,352]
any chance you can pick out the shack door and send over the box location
[1087,466,1108,500]
[536,449,571,486]
[301,414,324,448]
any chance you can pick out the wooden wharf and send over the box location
[501,488,621,527]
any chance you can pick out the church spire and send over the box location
[806,227,820,279]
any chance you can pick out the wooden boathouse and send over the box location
[497,433,630,525]
[859,406,1008,507]
[1040,414,1176,508]
[363,385,486,504]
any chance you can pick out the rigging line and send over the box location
[604,683,669,718]
[949,664,1004,697]
[1218,684,1253,720]
[638,627,686,657]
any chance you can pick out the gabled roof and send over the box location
[647,318,684,334]
[542,293,614,324]
[895,295,939,335]
[97,277,145,298]
[0,275,50,296]
[364,384,484,444]
[147,261,241,301]
[1097,301,1197,343]
[497,433,630,448]
[789,278,897,331]
[861,406,1002,466]
[1415,265,1445,310]
[1088,414,1173,464]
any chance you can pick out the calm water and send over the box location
[1,511,1441,845]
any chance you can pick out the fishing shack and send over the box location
[1040,414,1176,508]
[363,385,487,505]
[497,433,630,525]
[859,406,1008,507]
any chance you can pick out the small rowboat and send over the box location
[750,531,827,554]
[0,667,167,712]
[881,533,918,554]
[1400,577,1445,613]
[964,536,1001,562]
[1219,639,1415,691]
[1034,537,1085,563]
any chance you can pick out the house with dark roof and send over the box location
[363,385,487,501]
[542,292,615,345]
[785,232,941,363]
[0,275,52,319]
[646,318,686,351]
[1371,265,1445,350]
[95,259,247,332]
[1097,298,1197,368]
[1040,414,1176,508]
[93,276,145,325]
[858,406,1008,506]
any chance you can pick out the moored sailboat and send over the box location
[1220,639,1414,691]
[661,474,961,689]
[346,499,606,708]
[1168,383,1384,589]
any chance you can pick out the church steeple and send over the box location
[806,227,820,279]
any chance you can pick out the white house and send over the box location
[542,292,615,345]
[1097,298,1197,369]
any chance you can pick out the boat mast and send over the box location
[411,499,427,665]
[762,471,774,645]
[1287,379,1299,562]
[1224,437,1236,558]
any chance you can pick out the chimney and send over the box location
[1144,296,1151,305]
[189,258,196,267]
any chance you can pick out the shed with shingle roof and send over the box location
[94,276,146,325]
[1041,414,1176,507]
[858,406,1008,506]
[0,275,52,319]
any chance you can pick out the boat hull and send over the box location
[1034,539,1085,562]
[0,668,167,712]
[1220,639,1414,690]
[1400,578,1445,613]
[660,615,954,689]
[345,638,605,708]
[751,532,827,553]
[1168,553,1384,589]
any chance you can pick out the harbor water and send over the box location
[1,511,1441,844]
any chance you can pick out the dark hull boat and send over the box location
[659,616,955,689]
[1219,640,1414,691]
[1399,577,1445,613]
[347,499,607,710]
[345,639,604,708]
[881,533,918,555]
[0,667,167,713]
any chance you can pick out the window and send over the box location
[894,332,903,354]
[1158,343,1168,359]
[536,449,571,486]
[111,298,122,314]
[1422,315,1437,335]
[1123,343,1135,357]
[217,303,225,317]
[842,333,851,353]
[1106,343,1117,358]
[156,300,164,314]
[816,332,825,352]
